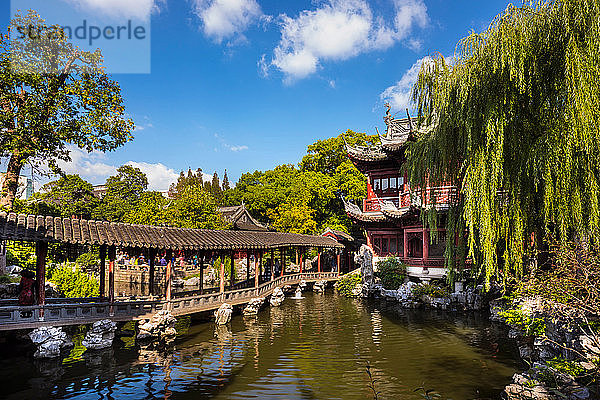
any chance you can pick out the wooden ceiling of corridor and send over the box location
[0,213,343,250]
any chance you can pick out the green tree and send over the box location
[28,175,98,218]
[168,168,204,199]
[124,191,170,226]
[268,198,318,234]
[300,130,378,175]
[0,11,133,209]
[408,0,600,286]
[168,183,226,229]
[94,165,148,222]
[222,170,231,191]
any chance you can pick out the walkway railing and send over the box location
[0,272,339,330]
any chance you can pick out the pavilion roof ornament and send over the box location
[340,194,386,222]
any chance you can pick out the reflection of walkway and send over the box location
[0,272,339,331]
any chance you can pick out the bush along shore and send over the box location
[336,252,599,399]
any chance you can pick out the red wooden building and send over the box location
[342,108,458,279]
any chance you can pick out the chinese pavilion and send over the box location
[342,107,458,279]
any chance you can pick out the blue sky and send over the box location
[3,0,509,192]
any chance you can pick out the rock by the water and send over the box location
[214,303,233,324]
[313,280,326,294]
[354,245,374,295]
[137,310,177,345]
[243,298,264,316]
[29,326,72,358]
[298,280,307,291]
[184,277,200,286]
[82,320,116,350]
[270,287,285,306]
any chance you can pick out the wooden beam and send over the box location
[35,241,48,320]
[99,244,106,298]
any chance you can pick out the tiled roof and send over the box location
[0,212,343,250]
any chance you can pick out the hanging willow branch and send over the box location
[407,0,600,288]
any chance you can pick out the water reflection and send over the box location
[0,293,520,400]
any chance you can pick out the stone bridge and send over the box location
[0,272,339,331]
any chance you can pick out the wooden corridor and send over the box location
[0,272,339,331]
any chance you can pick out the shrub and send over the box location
[75,252,99,270]
[0,275,12,284]
[498,307,546,336]
[376,257,406,290]
[335,272,361,297]
[49,263,99,298]
[412,283,449,299]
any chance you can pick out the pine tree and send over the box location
[222,170,231,191]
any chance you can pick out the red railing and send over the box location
[362,186,457,213]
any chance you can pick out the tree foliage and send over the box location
[225,131,372,234]
[408,0,600,287]
[29,175,98,218]
[94,165,148,221]
[0,11,133,209]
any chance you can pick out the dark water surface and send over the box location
[0,293,520,399]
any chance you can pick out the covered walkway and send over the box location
[0,212,344,329]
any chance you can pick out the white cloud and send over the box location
[53,146,178,192]
[63,0,164,20]
[265,0,428,82]
[227,145,248,152]
[193,0,263,43]
[125,161,178,191]
[380,56,426,111]
[380,55,452,111]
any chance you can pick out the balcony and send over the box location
[362,186,457,213]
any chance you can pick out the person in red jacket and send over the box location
[18,269,36,318]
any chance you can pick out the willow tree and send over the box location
[407,0,600,286]
[0,11,133,209]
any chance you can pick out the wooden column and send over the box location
[166,249,173,303]
[198,250,204,294]
[281,248,286,277]
[35,241,48,320]
[254,251,260,288]
[299,248,304,273]
[423,229,429,261]
[270,249,275,281]
[403,229,408,258]
[148,248,156,296]
[246,251,250,282]
[336,252,341,276]
[230,251,235,289]
[108,245,116,314]
[219,252,225,293]
[99,244,107,298]
[317,248,322,273]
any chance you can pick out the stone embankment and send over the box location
[374,282,485,311]
[492,298,596,400]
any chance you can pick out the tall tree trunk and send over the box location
[0,153,25,210]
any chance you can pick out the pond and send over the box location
[0,292,520,399]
